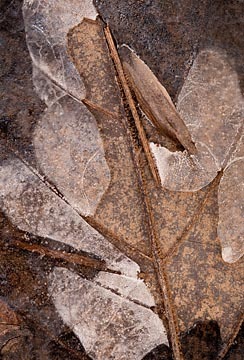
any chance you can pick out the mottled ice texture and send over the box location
[34,96,111,217]
[95,272,155,308]
[151,48,244,192]
[32,65,66,106]
[150,141,218,192]
[0,156,137,277]
[150,48,244,263]
[49,267,168,360]
[23,0,97,100]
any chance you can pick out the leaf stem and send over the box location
[104,25,161,186]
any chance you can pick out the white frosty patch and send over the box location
[150,141,219,191]
[150,143,170,186]
[95,272,155,308]
[218,158,244,263]
[222,247,234,263]
[34,96,111,217]
[0,157,138,277]
[151,48,244,192]
[49,267,168,360]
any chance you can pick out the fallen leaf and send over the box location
[0,0,243,359]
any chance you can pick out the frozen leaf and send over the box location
[1,1,243,359]
[49,267,168,360]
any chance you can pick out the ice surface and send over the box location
[23,0,97,99]
[34,95,111,217]
[49,267,168,360]
[0,156,137,277]
[151,48,244,192]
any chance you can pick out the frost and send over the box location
[0,156,137,277]
[49,267,168,360]
[150,141,218,191]
[23,0,97,99]
[34,96,111,217]
[218,158,244,263]
[95,272,155,308]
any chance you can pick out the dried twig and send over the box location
[8,239,107,271]
[104,25,161,185]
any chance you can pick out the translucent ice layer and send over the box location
[150,48,244,192]
[23,0,97,99]
[0,155,136,277]
[23,0,110,217]
[49,267,168,360]
[34,96,111,217]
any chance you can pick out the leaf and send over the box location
[119,45,196,155]
[1,0,243,359]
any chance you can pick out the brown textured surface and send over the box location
[0,0,243,359]
[165,183,243,344]
[68,19,152,257]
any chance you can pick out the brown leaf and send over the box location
[119,46,196,155]
[0,0,243,359]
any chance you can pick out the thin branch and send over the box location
[104,25,161,185]
[7,239,107,272]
